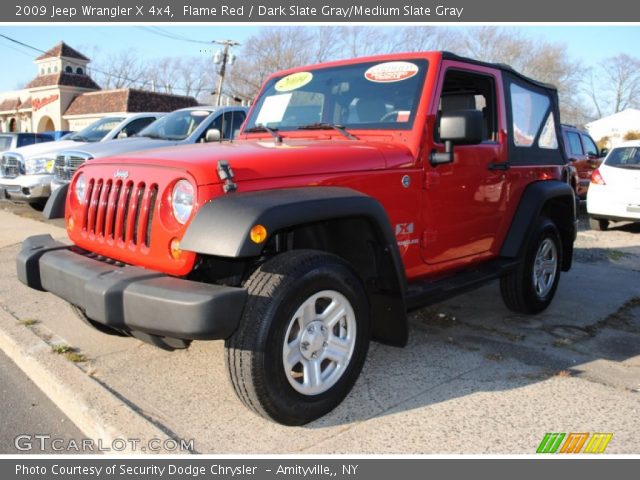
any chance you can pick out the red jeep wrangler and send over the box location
[17,52,576,425]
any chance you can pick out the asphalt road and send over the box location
[0,349,85,454]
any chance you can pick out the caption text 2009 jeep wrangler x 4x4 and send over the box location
[17,52,576,425]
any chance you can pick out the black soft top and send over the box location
[441,51,558,92]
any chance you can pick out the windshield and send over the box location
[0,135,12,150]
[137,109,212,141]
[605,146,640,168]
[245,59,428,133]
[68,117,125,143]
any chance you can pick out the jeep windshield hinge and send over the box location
[217,160,237,193]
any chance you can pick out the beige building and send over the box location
[0,42,198,133]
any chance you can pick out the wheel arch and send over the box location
[181,187,409,346]
[500,180,577,271]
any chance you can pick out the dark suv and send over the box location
[561,124,605,199]
[0,132,54,154]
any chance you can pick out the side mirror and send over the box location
[205,129,221,143]
[116,131,128,139]
[431,110,483,166]
[599,148,609,158]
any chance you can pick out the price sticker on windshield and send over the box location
[275,72,313,92]
[365,62,419,83]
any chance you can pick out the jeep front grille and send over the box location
[54,154,90,182]
[0,154,21,178]
[82,177,158,249]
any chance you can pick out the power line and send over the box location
[137,26,213,45]
[0,32,216,96]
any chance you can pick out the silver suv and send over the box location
[0,113,163,209]
[50,107,247,191]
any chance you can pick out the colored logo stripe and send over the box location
[583,433,613,454]
[537,433,565,453]
[560,433,589,453]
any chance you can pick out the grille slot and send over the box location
[81,176,158,251]
[1,154,21,178]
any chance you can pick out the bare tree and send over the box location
[92,49,148,89]
[596,54,640,114]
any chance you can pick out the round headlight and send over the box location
[171,180,195,224]
[75,173,86,203]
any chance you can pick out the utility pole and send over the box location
[213,39,240,106]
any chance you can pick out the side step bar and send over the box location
[405,258,520,311]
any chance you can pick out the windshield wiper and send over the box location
[70,135,87,142]
[244,124,283,144]
[139,133,164,140]
[297,123,357,140]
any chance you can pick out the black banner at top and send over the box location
[3,0,639,22]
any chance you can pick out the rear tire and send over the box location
[589,217,609,231]
[225,250,370,426]
[500,217,562,314]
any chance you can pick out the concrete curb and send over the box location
[0,308,178,454]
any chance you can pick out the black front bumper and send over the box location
[16,235,247,340]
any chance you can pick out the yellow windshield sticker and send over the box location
[275,72,313,92]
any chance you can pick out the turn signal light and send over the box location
[170,238,182,259]
[250,224,267,244]
[591,168,606,185]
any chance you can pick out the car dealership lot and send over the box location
[0,203,638,454]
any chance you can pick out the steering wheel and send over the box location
[379,110,402,122]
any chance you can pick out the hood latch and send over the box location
[217,160,237,193]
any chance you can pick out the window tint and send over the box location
[18,135,36,147]
[566,131,583,155]
[123,117,157,136]
[510,83,551,147]
[582,134,598,157]
[604,147,640,167]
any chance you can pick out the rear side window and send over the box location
[605,147,640,167]
[510,83,556,149]
[0,136,13,150]
[581,134,598,157]
[17,135,36,147]
[566,132,583,156]
[123,117,157,136]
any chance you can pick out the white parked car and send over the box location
[0,113,163,209]
[587,140,640,230]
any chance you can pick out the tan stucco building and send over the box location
[0,42,198,133]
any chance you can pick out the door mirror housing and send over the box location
[599,148,609,158]
[205,129,221,143]
[431,110,484,166]
[116,131,128,139]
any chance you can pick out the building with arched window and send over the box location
[0,42,198,133]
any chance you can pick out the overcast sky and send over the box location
[0,25,638,91]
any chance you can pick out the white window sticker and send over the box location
[255,94,292,125]
[365,62,419,83]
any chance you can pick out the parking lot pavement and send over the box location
[0,205,638,454]
[0,349,85,454]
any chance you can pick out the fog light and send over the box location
[250,224,267,244]
[67,217,74,231]
[170,238,182,259]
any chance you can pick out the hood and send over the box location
[86,139,413,186]
[61,137,179,159]
[3,140,89,159]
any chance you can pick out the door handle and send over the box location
[488,162,509,171]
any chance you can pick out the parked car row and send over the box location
[0,107,247,210]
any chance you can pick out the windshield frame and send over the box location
[244,58,429,134]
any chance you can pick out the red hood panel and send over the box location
[85,139,413,186]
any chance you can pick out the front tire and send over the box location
[500,217,562,314]
[225,250,370,425]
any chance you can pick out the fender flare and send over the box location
[500,180,577,270]
[181,186,409,346]
[43,183,68,220]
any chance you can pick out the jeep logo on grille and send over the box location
[113,170,129,180]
